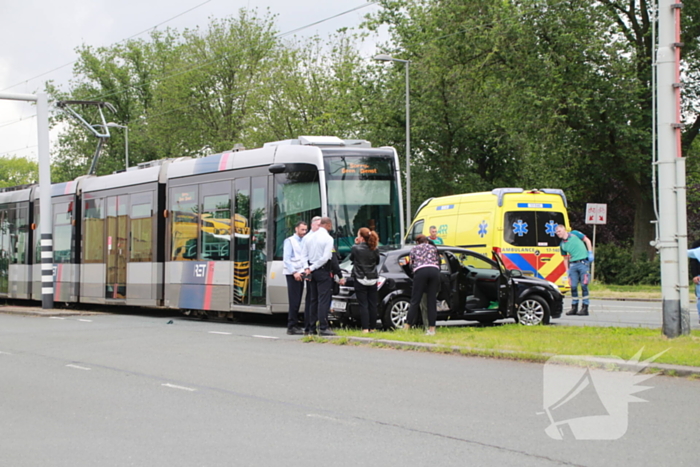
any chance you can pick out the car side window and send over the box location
[457,252,497,270]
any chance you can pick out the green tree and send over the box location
[368,0,700,258]
[0,156,38,188]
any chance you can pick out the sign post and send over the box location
[585,203,607,283]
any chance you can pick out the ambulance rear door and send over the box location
[499,197,568,289]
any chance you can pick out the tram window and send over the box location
[250,178,267,305]
[11,206,29,264]
[171,186,199,260]
[53,203,72,264]
[130,192,153,262]
[201,194,231,261]
[84,198,105,263]
[273,172,321,260]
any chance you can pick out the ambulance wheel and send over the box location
[383,297,411,330]
[516,295,550,326]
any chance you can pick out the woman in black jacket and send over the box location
[350,227,380,333]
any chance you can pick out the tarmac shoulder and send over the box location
[329,335,700,378]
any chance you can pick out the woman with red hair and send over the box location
[350,227,380,332]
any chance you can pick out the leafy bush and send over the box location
[593,243,660,285]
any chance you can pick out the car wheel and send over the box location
[383,297,411,330]
[516,295,550,326]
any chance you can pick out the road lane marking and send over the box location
[307,414,356,425]
[0,351,12,355]
[253,335,278,340]
[49,317,66,320]
[66,364,91,371]
[162,383,196,392]
[77,319,93,322]
[208,331,232,335]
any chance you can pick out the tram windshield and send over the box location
[325,155,402,259]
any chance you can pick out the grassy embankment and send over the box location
[327,284,700,370]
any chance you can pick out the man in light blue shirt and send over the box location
[303,217,336,336]
[283,221,308,335]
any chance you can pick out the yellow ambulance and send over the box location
[406,188,571,293]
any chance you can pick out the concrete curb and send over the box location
[0,306,102,317]
[329,336,700,378]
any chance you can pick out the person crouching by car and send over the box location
[350,227,380,333]
[405,234,440,336]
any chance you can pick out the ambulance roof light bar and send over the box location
[538,188,568,208]
[492,188,524,207]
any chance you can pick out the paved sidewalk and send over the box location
[0,305,104,317]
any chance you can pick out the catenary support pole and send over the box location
[656,0,688,337]
[0,92,53,309]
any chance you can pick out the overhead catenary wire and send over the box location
[0,0,214,93]
[0,2,380,136]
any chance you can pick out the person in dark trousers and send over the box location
[350,227,380,333]
[404,234,441,335]
[303,217,336,336]
[301,216,322,332]
[282,221,308,335]
[555,224,593,316]
[688,239,700,324]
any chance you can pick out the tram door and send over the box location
[232,176,267,306]
[0,209,8,294]
[105,195,128,299]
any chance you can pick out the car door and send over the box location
[493,251,515,315]
[443,250,468,314]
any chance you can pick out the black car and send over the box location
[330,246,563,329]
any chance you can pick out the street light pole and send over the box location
[374,54,411,227]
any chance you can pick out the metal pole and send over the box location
[36,93,54,309]
[124,126,129,169]
[591,224,597,283]
[0,92,54,309]
[405,61,411,227]
[656,0,686,337]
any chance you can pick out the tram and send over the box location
[0,136,404,316]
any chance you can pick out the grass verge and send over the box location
[332,325,700,368]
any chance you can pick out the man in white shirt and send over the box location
[283,221,307,335]
[301,216,322,331]
[303,217,336,336]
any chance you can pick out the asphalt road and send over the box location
[439,298,700,330]
[0,310,697,466]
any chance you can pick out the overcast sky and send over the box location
[0,0,384,161]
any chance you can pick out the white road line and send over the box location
[66,364,91,371]
[77,319,93,322]
[162,383,196,392]
[0,351,12,355]
[208,331,232,335]
[306,414,356,425]
[253,335,279,340]
[49,317,66,320]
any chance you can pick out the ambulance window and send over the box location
[504,212,537,246]
[407,219,424,244]
[504,211,566,247]
[537,212,566,246]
